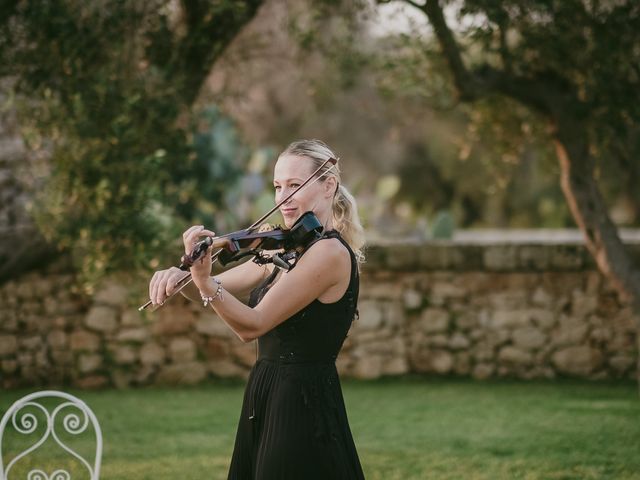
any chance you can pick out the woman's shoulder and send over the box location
[298,236,351,277]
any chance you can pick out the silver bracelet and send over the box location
[200,277,224,306]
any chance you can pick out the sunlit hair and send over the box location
[279,139,365,264]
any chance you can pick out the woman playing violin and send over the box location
[148,139,366,479]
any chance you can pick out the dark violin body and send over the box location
[179,211,323,270]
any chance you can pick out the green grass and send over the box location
[1,378,639,479]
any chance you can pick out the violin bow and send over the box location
[139,156,338,311]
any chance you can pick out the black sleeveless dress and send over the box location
[227,231,365,480]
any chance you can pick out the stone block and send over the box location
[518,245,550,270]
[498,346,532,366]
[424,334,447,347]
[449,333,470,350]
[454,312,478,330]
[419,308,449,333]
[571,289,598,318]
[552,346,603,376]
[585,271,601,294]
[472,342,495,362]
[410,348,453,374]
[85,306,118,332]
[112,369,134,389]
[135,365,157,384]
[429,350,454,374]
[78,354,102,373]
[352,355,383,379]
[550,246,584,270]
[357,300,384,329]
[381,356,409,376]
[608,355,635,374]
[17,351,33,367]
[50,350,73,365]
[489,292,528,310]
[47,330,67,349]
[208,360,247,378]
[121,309,144,326]
[528,309,556,330]
[69,330,101,352]
[472,363,494,380]
[402,289,423,310]
[112,345,137,365]
[383,302,405,327]
[94,281,129,306]
[232,342,257,368]
[551,315,589,347]
[484,245,518,271]
[39,296,55,315]
[531,286,553,308]
[21,336,42,351]
[1,359,18,374]
[454,352,471,375]
[511,327,547,350]
[34,349,48,368]
[0,335,17,356]
[140,342,165,366]
[589,327,612,343]
[490,310,531,329]
[117,327,149,343]
[195,317,233,337]
[157,361,207,385]
[153,305,196,335]
[430,282,466,300]
[204,337,229,360]
[169,337,196,363]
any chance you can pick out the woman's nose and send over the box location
[277,187,295,202]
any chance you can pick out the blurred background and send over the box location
[2,0,638,286]
[1,1,640,478]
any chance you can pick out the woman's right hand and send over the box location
[148,266,189,306]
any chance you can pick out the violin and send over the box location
[138,156,337,311]
[179,211,323,270]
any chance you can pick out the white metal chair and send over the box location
[0,390,102,480]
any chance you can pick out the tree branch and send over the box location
[407,0,581,117]
[410,0,479,100]
[169,0,264,105]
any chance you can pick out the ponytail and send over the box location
[333,184,365,264]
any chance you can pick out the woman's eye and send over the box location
[274,186,281,191]
[290,183,300,188]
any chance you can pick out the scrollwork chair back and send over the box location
[0,390,102,480]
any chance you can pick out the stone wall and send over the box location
[1,239,638,388]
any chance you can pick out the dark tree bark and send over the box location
[407,0,640,380]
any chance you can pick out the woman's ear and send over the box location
[324,176,337,199]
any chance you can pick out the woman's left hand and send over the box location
[182,225,216,288]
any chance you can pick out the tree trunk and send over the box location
[553,121,640,388]
[412,0,640,385]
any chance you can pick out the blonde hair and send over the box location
[280,139,365,263]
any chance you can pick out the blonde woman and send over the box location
[149,139,366,479]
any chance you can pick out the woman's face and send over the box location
[273,154,334,228]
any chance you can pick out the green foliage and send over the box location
[431,210,455,239]
[0,0,262,287]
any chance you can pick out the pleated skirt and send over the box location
[227,358,365,480]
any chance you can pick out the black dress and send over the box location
[227,231,365,480]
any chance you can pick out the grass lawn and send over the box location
[1,377,639,479]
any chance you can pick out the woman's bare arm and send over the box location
[196,238,350,342]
